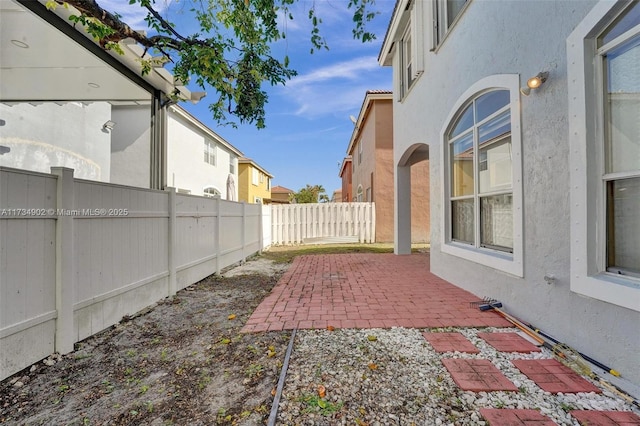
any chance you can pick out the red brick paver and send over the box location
[242,254,511,332]
[442,359,518,392]
[478,332,542,353]
[512,359,601,394]
[570,410,640,425]
[480,409,557,425]
[423,332,480,353]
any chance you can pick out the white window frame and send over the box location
[203,186,220,198]
[204,139,216,166]
[229,157,235,174]
[433,0,471,49]
[251,168,258,186]
[401,24,415,97]
[440,74,523,277]
[567,0,640,312]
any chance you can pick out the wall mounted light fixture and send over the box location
[102,120,116,132]
[520,72,549,96]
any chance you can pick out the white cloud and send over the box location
[288,56,381,87]
[281,78,391,118]
[99,0,172,29]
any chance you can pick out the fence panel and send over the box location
[73,180,170,341]
[0,167,264,381]
[0,168,57,380]
[270,202,375,245]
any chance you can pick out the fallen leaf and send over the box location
[228,314,236,320]
[368,363,378,370]
[271,387,276,396]
[220,338,231,345]
[317,385,326,398]
[326,325,335,331]
[318,398,327,409]
[367,335,377,342]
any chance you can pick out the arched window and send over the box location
[441,74,522,277]
[203,186,220,198]
[448,89,512,252]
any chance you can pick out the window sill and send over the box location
[570,272,640,312]
[442,241,523,277]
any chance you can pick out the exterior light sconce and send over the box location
[102,120,116,132]
[520,72,549,96]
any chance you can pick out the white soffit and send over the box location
[0,0,150,101]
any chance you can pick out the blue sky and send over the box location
[106,0,395,197]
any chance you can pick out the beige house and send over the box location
[345,90,430,243]
[270,185,294,204]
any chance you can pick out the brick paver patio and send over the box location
[242,253,510,332]
[238,253,635,417]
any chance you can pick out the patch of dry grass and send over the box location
[261,243,429,264]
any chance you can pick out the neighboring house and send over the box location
[339,156,353,202]
[0,0,203,189]
[167,105,242,200]
[238,157,273,204]
[331,189,343,203]
[345,90,429,243]
[380,0,639,382]
[270,185,294,204]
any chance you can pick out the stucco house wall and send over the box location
[349,95,430,243]
[383,0,639,382]
[110,104,151,188]
[0,102,112,181]
[166,106,240,198]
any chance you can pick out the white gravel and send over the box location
[276,327,637,425]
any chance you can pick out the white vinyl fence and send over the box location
[270,202,375,245]
[0,166,263,381]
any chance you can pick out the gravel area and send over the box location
[277,327,637,425]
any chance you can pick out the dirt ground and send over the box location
[0,259,291,426]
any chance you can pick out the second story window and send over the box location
[229,157,235,174]
[358,141,363,165]
[402,25,415,95]
[252,168,258,185]
[204,139,216,166]
[434,0,469,47]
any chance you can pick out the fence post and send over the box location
[51,167,75,355]
[370,202,376,243]
[258,204,263,254]
[215,196,221,275]
[241,201,247,262]
[167,187,177,297]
